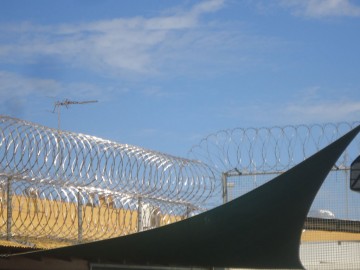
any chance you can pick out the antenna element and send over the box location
[53,98,98,130]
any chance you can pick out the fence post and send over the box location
[6,176,12,240]
[78,190,83,243]
[222,173,228,204]
[222,169,242,204]
[137,197,142,232]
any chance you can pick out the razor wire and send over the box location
[0,115,217,245]
[188,122,360,175]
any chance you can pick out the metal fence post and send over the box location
[222,169,242,204]
[222,173,228,204]
[78,190,83,243]
[6,176,12,240]
[137,197,142,232]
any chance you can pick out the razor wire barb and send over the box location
[0,115,217,245]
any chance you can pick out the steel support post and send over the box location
[137,197,142,232]
[78,191,83,243]
[6,176,12,240]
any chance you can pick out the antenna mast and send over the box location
[53,98,98,130]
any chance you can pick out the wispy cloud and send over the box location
[0,71,117,100]
[220,87,360,126]
[0,71,61,99]
[279,0,360,18]
[0,71,60,117]
[0,0,226,78]
[0,70,122,117]
[284,86,360,123]
[286,100,360,122]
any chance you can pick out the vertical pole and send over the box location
[57,105,61,130]
[222,173,228,204]
[6,176,12,240]
[344,150,349,219]
[137,197,142,232]
[186,205,191,218]
[78,191,83,243]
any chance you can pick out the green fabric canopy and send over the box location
[14,125,360,269]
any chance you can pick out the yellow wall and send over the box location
[301,230,360,242]
[0,194,184,249]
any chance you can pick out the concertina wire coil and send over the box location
[188,122,360,175]
[0,115,218,244]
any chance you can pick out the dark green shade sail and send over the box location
[350,155,360,192]
[12,125,360,269]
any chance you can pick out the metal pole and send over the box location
[78,191,83,243]
[222,173,228,204]
[57,105,61,130]
[137,197,142,232]
[6,176,12,240]
[222,169,242,204]
[344,150,349,219]
[186,205,192,218]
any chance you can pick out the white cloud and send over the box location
[285,100,360,123]
[0,71,61,117]
[0,71,61,99]
[0,71,113,100]
[280,0,360,18]
[191,0,226,15]
[0,71,119,117]
[0,0,226,77]
[281,86,360,123]
[220,89,360,127]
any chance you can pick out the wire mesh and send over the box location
[0,115,218,246]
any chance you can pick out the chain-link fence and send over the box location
[0,116,216,248]
[189,122,360,269]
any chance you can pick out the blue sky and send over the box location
[1,0,360,157]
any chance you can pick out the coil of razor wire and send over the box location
[0,115,217,245]
[0,116,216,204]
[188,122,360,175]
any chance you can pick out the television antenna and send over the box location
[53,98,98,130]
